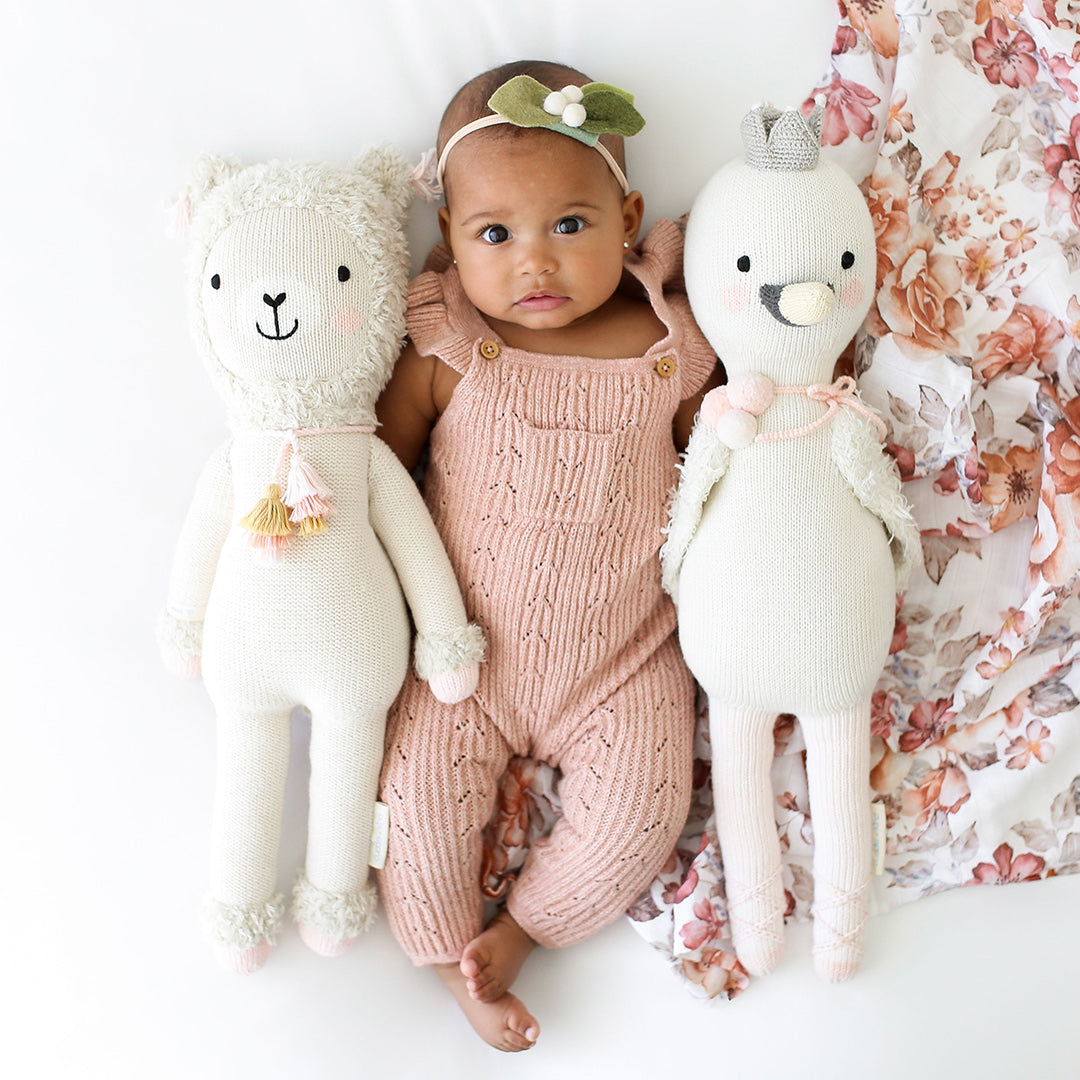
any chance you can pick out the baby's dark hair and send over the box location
[437,59,628,180]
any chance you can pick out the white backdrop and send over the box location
[4,2,1078,1077]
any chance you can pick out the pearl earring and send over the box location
[623,241,630,249]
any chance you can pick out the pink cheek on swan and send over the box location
[330,306,363,334]
[720,283,752,311]
[839,280,865,309]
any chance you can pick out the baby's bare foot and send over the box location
[435,962,540,1052]
[460,909,535,1003]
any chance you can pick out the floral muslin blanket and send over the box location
[480,0,1080,998]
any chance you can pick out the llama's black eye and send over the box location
[841,251,855,269]
[737,255,751,273]
[210,273,221,289]
[337,265,350,282]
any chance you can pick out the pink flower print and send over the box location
[833,24,858,56]
[980,445,1040,530]
[976,642,1015,679]
[967,842,1045,885]
[1067,295,1080,341]
[974,303,1065,381]
[885,90,914,143]
[885,442,916,480]
[974,18,1039,88]
[899,697,957,752]
[1005,719,1055,769]
[871,689,898,739]
[681,949,749,999]
[680,898,725,951]
[902,763,972,828]
[840,0,899,58]
[977,192,1007,223]
[918,152,961,213]
[663,865,700,905]
[1047,396,1080,496]
[974,0,1023,29]
[809,75,881,147]
[1040,48,1079,102]
[941,211,972,241]
[875,224,965,362]
[999,217,1037,259]
[862,166,911,285]
[1045,115,1080,228]
[959,239,1005,291]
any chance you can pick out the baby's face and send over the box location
[440,130,635,340]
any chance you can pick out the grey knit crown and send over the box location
[741,102,823,171]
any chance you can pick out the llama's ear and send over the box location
[168,155,242,237]
[354,145,413,220]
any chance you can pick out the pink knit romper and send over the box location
[378,220,715,963]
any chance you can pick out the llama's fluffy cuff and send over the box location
[413,622,486,681]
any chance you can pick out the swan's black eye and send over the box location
[337,265,350,282]
[737,255,751,273]
[841,251,855,269]
[210,273,221,289]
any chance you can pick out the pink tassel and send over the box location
[168,193,193,238]
[246,532,291,562]
[285,449,332,503]
[289,494,333,523]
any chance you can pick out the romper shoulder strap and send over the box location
[406,244,483,375]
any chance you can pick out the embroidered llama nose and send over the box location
[258,291,298,340]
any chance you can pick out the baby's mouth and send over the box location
[516,291,568,311]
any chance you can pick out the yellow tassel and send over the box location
[297,516,328,536]
[239,483,293,537]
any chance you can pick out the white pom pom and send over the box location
[726,372,774,415]
[544,91,568,116]
[561,84,584,104]
[562,102,587,128]
[715,409,758,449]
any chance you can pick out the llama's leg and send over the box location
[294,704,387,957]
[801,702,872,982]
[709,703,785,975]
[206,706,292,974]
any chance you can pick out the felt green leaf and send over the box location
[579,89,646,137]
[487,75,557,129]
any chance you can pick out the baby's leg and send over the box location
[709,703,785,976]
[293,703,388,956]
[506,637,695,949]
[801,703,872,983]
[207,705,292,973]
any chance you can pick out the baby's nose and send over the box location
[517,238,556,274]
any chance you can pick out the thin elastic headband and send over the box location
[434,76,644,197]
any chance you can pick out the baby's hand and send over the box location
[157,610,203,678]
[428,662,479,704]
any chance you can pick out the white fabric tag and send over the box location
[871,801,887,876]
[368,801,390,870]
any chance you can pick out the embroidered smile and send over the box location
[257,292,299,340]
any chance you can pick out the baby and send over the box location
[376,60,719,1051]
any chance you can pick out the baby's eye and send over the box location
[481,224,510,244]
[554,216,586,235]
[210,273,221,289]
[841,250,855,269]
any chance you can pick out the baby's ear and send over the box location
[354,145,413,221]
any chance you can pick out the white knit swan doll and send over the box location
[159,150,484,974]
[662,104,920,982]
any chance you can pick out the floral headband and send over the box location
[419,75,645,200]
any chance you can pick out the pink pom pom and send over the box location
[700,387,731,430]
[726,372,774,415]
[715,408,758,449]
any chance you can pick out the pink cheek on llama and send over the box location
[720,283,752,312]
[839,279,865,309]
[330,305,364,334]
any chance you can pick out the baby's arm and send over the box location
[375,340,441,471]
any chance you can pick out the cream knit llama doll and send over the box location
[662,105,920,982]
[159,150,484,974]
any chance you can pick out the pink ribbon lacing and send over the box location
[756,376,887,443]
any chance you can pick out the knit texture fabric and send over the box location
[377,219,710,964]
[672,113,918,981]
[162,151,479,969]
